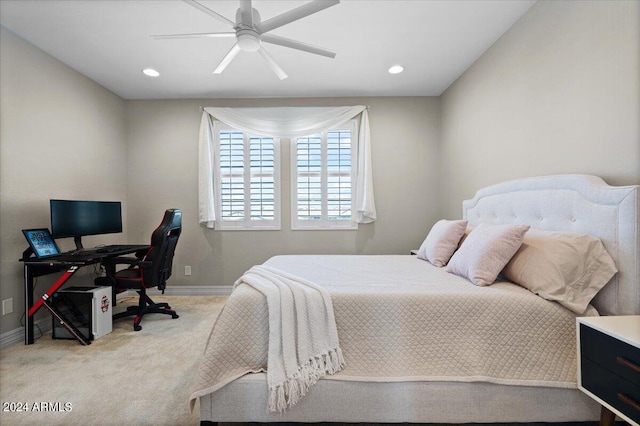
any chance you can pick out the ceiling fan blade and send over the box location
[182,0,235,27]
[261,34,336,58]
[151,32,235,40]
[213,43,242,74]
[239,0,253,27]
[258,46,288,80]
[257,0,340,34]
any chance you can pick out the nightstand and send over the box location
[577,316,640,426]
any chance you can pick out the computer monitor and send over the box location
[50,199,123,249]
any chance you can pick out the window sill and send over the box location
[216,224,281,231]
[291,224,358,231]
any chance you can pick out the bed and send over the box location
[191,174,639,424]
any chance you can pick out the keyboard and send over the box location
[94,245,137,253]
[88,244,148,254]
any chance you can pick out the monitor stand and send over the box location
[73,237,84,250]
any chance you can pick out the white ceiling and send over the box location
[0,0,535,100]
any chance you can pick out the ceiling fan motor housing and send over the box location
[235,7,261,52]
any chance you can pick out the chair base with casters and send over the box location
[112,288,179,332]
[96,208,182,332]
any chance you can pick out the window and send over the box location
[213,123,280,229]
[291,120,357,229]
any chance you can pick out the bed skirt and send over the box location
[199,372,599,423]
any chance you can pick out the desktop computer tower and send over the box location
[51,286,112,341]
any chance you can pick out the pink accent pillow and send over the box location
[417,220,468,267]
[446,223,530,286]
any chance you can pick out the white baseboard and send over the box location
[146,285,233,296]
[0,286,231,349]
[0,316,53,349]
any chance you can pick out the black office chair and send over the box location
[96,209,181,331]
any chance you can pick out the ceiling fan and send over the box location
[152,0,340,80]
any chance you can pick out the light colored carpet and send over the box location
[0,295,227,426]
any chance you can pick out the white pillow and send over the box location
[446,223,530,286]
[417,220,468,267]
[502,229,618,314]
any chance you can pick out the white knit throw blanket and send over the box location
[234,265,345,413]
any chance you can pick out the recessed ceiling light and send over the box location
[388,65,404,74]
[142,68,160,77]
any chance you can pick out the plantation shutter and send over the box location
[292,122,356,229]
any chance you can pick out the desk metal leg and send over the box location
[26,265,81,345]
[24,264,34,345]
[28,266,79,317]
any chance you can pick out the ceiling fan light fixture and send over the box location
[237,29,261,52]
[388,65,404,74]
[142,68,160,77]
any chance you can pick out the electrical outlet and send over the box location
[184,265,192,276]
[2,298,13,316]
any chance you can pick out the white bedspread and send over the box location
[191,255,597,409]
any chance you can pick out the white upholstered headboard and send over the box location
[463,174,639,316]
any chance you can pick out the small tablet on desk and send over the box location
[22,228,61,259]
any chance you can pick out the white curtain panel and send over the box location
[198,106,377,227]
[198,113,217,228]
[354,110,375,224]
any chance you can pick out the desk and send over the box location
[21,245,149,345]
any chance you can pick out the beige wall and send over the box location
[439,0,640,217]
[125,97,441,289]
[0,28,127,333]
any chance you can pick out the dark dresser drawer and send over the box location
[580,324,640,385]
[581,357,640,422]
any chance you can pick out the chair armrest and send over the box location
[134,249,147,259]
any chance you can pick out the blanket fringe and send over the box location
[267,347,345,413]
